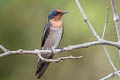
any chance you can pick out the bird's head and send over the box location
[48,9,68,21]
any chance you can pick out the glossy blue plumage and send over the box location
[48,10,56,20]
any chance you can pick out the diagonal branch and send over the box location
[102,7,109,39]
[103,46,120,78]
[75,0,101,41]
[100,70,120,80]
[110,0,120,42]
[0,44,8,52]
[110,0,120,58]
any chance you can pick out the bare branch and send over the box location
[100,70,120,80]
[75,0,120,79]
[0,0,119,79]
[0,40,119,58]
[0,44,8,52]
[75,0,101,41]
[110,0,120,59]
[0,48,82,62]
[102,7,109,39]
[38,54,82,63]
[103,46,120,77]
[110,0,120,42]
[101,7,120,78]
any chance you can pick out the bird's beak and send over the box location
[62,11,68,15]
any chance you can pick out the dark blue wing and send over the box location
[41,21,51,47]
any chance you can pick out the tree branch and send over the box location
[110,0,120,58]
[100,70,120,80]
[102,7,120,78]
[103,46,120,78]
[102,7,109,39]
[75,0,120,79]
[38,54,82,63]
[0,47,82,63]
[0,40,119,58]
[0,0,120,79]
[75,0,101,41]
[0,44,8,52]
[110,0,120,41]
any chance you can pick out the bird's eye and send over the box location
[55,12,60,16]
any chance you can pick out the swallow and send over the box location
[35,9,68,79]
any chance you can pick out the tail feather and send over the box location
[35,61,50,79]
[35,55,53,79]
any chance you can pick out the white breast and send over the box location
[43,27,63,49]
[51,27,63,48]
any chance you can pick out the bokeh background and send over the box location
[0,0,120,80]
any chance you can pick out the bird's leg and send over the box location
[50,48,55,55]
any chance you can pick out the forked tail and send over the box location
[35,55,53,79]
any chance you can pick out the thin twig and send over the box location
[38,54,82,63]
[103,46,120,78]
[102,7,109,39]
[100,70,120,80]
[0,44,8,52]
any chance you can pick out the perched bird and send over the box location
[35,9,68,79]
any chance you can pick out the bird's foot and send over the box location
[50,48,55,55]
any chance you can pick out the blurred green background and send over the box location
[0,0,120,80]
